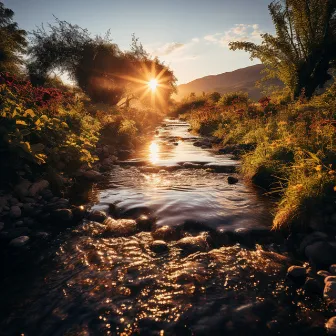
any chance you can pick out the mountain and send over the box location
[175,64,282,101]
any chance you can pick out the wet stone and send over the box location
[326,317,336,335]
[303,277,323,295]
[176,234,210,254]
[152,225,183,242]
[103,217,137,237]
[287,265,307,282]
[305,241,336,267]
[88,210,107,223]
[52,209,73,222]
[149,240,169,254]
[9,235,29,247]
[136,215,153,232]
[324,281,336,300]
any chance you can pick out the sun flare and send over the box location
[148,79,158,91]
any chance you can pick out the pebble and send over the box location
[9,236,29,247]
[303,277,323,294]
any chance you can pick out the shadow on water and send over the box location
[0,119,329,336]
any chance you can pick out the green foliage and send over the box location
[174,84,336,229]
[0,75,100,181]
[0,2,27,73]
[229,0,336,99]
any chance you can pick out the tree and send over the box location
[28,20,176,107]
[229,0,336,99]
[0,1,27,73]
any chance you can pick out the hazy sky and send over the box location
[4,0,274,84]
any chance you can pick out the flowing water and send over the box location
[0,120,329,336]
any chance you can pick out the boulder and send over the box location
[10,205,21,218]
[29,180,49,197]
[326,316,336,335]
[303,277,323,294]
[149,240,169,254]
[287,265,307,279]
[14,179,31,200]
[324,281,336,301]
[305,241,336,267]
[52,209,73,222]
[9,235,29,247]
[299,232,329,255]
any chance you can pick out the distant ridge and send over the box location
[176,64,283,100]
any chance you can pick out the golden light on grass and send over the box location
[148,79,158,92]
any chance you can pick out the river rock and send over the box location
[324,281,336,301]
[305,241,336,267]
[287,265,307,282]
[104,218,137,237]
[72,206,87,221]
[325,276,336,284]
[88,210,107,223]
[176,234,210,254]
[14,179,31,200]
[227,176,239,184]
[299,232,329,254]
[9,235,29,247]
[152,225,183,242]
[326,317,336,335]
[303,277,323,294]
[149,240,169,254]
[10,205,21,218]
[318,270,332,278]
[136,215,153,232]
[82,170,104,181]
[52,209,73,222]
[29,180,49,197]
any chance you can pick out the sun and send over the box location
[148,79,158,91]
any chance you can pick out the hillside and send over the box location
[176,64,283,100]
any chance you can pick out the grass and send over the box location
[171,88,336,230]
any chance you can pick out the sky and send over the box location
[4,0,274,84]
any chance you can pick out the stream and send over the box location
[0,119,328,335]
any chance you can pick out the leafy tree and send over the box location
[28,20,176,106]
[208,91,221,103]
[229,0,336,99]
[0,1,27,73]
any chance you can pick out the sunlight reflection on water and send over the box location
[149,141,160,164]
